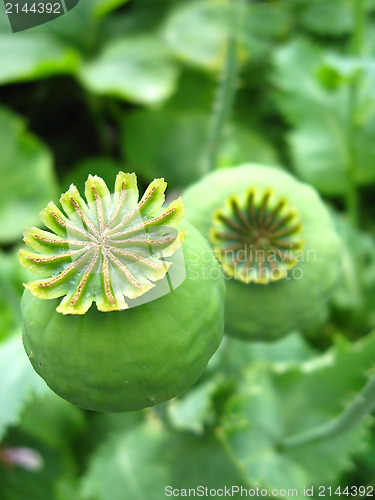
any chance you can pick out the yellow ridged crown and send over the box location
[19,172,186,315]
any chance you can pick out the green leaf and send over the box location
[81,421,246,500]
[168,432,246,496]
[165,69,216,113]
[238,3,292,62]
[56,478,83,500]
[0,425,79,500]
[346,429,375,486]
[61,157,126,193]
[0,33,79,85]
[84,411,145,454]
[219,332,375,491]
[17,0,131,55]
[331,216,375,332]
[163,0,228,71]
[299,0,353,36]
[0,334,47,441]
[0,107,58,244]
[243,3,292,40]
[122,109,208,186]
[90,0,132,19]
[287,118,351,195]
[19,392,85,450]
[123,108,278,188]
[219,332,317,376]
[27,2,99,53]
[273,39,375,194]
[0,248,29,341]
[167,378,221,434]
[217,122,279,168]
[273,37,326,104]
[79,36,179,105]
[81,422,171,500]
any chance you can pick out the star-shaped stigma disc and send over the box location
[19,173,186,314]
[210,188,304,284]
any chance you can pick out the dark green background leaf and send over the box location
[79,36,179,105]
[0,107,58,244]
[219,332,375,490]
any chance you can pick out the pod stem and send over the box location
[281,370,375,450]
[346,0,366,227]
[154,403,173,431]
[201,0,244,174]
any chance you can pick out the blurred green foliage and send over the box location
[1,0,375,498]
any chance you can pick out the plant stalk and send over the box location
[154,403,173,431]
[202,0,244,174]
[346,0,366,227]
[282,371,375,449]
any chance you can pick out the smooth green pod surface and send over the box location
[20,173,225,412]
[184,165,341,341]
[21,223,225,412]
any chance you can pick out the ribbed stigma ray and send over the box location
[36,250,93,288]
[210,188,303,284]
[50,209,97,243]
[102,251,116,305]
[109,207,178,240]
[68,197,101,240]
[92,186,106,236]
[30,233,94,248]
[104,181,127,233]
[70,248,100,306]
[106,185,158,237]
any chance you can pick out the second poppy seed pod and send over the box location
[184,165,341,341]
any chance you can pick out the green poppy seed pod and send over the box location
[183,165,341,341]
[19,172,225,412]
